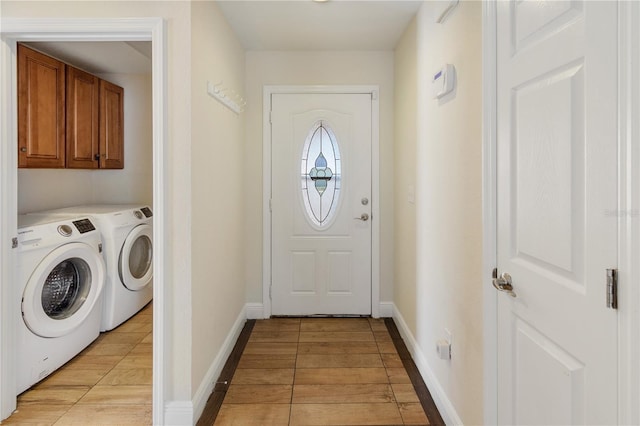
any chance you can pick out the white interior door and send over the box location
[271,93,372,316]
[496,2,618,424]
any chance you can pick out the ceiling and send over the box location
[216,0,423,51]
[23,41,151,75]
[22,1,422,72]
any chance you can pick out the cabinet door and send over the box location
[18,44,66,168]
[99,80,124,169]
[66,66,99,169]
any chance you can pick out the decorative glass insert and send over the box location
[301,121,342,227]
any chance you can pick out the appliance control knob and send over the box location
[134,210,143,219]
[57,224,73,237]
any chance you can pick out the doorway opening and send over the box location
[0,18,167,424]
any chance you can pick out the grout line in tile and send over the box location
[34,401,76,426]
[288,325,299,424]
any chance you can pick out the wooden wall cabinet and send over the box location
[99,80,124,169]
[18,44,124,169]
[18,44,66,168]
[66,66,99,169]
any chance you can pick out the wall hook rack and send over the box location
[207,81,245,114]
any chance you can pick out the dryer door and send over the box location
[119,224,153,291]
[22,242,106,338]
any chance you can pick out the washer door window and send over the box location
[22,243,105,338]
[119,224,153,291]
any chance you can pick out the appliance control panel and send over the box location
[141,207,153,218]
[73,218,96,234]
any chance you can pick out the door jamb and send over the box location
[0,18,168,424]
[481,2,498,425]
[262,85,380,318]
[618,2,640,424]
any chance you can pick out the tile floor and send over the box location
[3,312,430,425]
[214,317,429,425]
[1,303,152,425]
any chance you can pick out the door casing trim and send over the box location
[263,85,380,318]
[617,2,640,424]
[0,18,167,424]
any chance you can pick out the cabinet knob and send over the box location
[20,147,27,153]
[95,154,100,161]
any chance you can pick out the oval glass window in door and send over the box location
[301,121,342,227]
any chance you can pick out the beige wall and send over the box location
[17,72,153,214]
[393,18,418,336]
[244,50,395,306]
[190,0,246,396]
[413,1,484,423]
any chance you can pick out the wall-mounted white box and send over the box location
[432,64,456,99]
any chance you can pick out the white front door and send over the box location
[496,2,618,424]
[271,93,372,316]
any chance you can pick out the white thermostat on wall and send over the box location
[432,64,456,99]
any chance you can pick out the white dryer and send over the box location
[17,214,105,394]
[30,205,153,331]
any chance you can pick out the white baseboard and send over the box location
[164,401,193,426]
[164,305,248,425]
[192,306,247,422]
[379,301,394,317]
[392,304,464,425]
[247,302,390,319]
[245,303,265,319]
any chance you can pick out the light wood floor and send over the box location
[1,303,152,425]
[213,317,429,425]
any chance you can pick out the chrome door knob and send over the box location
[354,213,369,221]
[492,272,517,297]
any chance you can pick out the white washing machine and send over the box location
[17,214,106,394]
[30,205,153,331]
